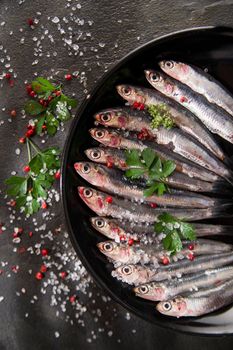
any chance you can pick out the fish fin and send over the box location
[224,155,233,169]
[212,180,233,195]
[214,225,233,236]
[211,203,233,219]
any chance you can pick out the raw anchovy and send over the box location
[145,69,233,147]
[85,147,128,170]
[159,60,233,116]
[97,239,232,266]
[85,147,227,194]
[134,266,233,301]
[156,279,233,317]
[94,107,227,178]
[90,217,233,241]
[112,92,224,161]
[90,217,144,241]
[89,128,220,182]
[74,162,221,208]
[78,187,229,222]
[112,251,233,285]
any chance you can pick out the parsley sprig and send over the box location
[5,138,60,215]
[148,104,174,129]
[155,213,196,254]
[24,77,77,136]
[125,148,176,196]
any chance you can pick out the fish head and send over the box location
[78,186,107,215]
[74,162,106,187]
[90,217,118,240]
[116,85,147,104]
[156,296,187,317]
[114,264,140,284]
[145,70,175,97]
[85,148,105,163]
[159,60,190,80]
[134,282,166,301]
[94,109,129,128]
[89,128,122,147]
[97,240,119,259]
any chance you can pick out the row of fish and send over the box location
[76,59,233,317]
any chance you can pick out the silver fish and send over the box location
[94,107,228,178]
[145,69,233,147]
[74,162,220,208]
[134,266,233,301]
[78,187,229,222]
[114,89,224,160]
[112,251,233,285]
[156,279,233,317]
[89,128,220,182]
[97,239,232,266]
[159,60,233,116]
[85,147,226,194]
[90,217,233,242]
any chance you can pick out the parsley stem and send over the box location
[26,138,32,162]
[28,138,42,155]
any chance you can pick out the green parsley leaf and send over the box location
[5,176,28,196]
[29,155,44,175]
[155,213,196,255]
[36,115,46,134]
[180,222,196,240]
[5,140,61,216]
[31,77,56,93]
[162,160,177,178]
[125,149,144,167]
[124,148,175,197]
[56,101,70,121]
[141,148,156,168]
[125,168,145,179]
[60,94,78,108]
[24,100,46,115]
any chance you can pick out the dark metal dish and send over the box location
[61,26,233,335]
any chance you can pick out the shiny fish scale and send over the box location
[78,187,227,222]
[116,86,223,159]
[156,279,233,317]
[75,162,218,208]
[94,107,227,178]
[159,60,233,116]
[85,147,222,193]
[137,266,233,301]
[112,251,233,285]
[89,128,220,182]
[145,70,233,145]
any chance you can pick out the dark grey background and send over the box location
[1,0,233,349]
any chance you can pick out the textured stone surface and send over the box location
[1,0,233,349]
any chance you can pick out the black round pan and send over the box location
[61,26,233,335]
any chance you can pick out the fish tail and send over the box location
[214,225,233,236]
[212,180,233,195]
[210,203,233,219]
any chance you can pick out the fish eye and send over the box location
[82,163,91,173]
[150,72,160,82]
[101,113,111,122]
[91,150,101,159]
[84,188,93,198]
[165,61,174,69]
[162,302,172,311]
[95,130,105,139]
[139,285,149,294]
[96,219,104,228]
[122,266,132,275]
[103,242,113,251]
[122,86,131,96]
